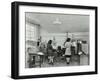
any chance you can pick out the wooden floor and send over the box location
[29,54,89,68]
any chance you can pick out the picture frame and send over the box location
[11,1,98,79]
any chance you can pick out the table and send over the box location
[29,52,44,68]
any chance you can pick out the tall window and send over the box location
[26,23,39,41]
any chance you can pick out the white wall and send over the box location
[41,28,89,46]
[0,0,99,81]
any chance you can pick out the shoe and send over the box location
[51,62,54,65]
[67,62,70,64]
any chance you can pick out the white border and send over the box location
[19,5,95,76]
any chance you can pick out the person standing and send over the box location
[52,37,57,50]
[71,40,77,55]
[47,40,54,65]
[64,38,72,64]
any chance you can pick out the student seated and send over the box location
[57,46,62,57]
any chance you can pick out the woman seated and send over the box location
[57,46,62,57]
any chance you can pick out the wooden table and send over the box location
[29,52,44,68]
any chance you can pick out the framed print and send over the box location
[11,1,98,79]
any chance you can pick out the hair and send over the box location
[48,40,52,44]
[63,38,71,46]
[57,46,61,50]
[66,38,71,42]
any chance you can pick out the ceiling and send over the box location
[26,12,89,33]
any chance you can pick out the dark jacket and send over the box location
[47,44,53,56]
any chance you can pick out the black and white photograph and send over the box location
[11,1,97,79]
[25,12,89,68]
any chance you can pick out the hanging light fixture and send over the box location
[53,17,62,25]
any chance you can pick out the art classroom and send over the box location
[25,12,89,68]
